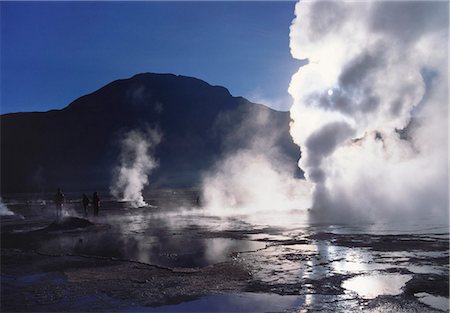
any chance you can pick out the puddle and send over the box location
[342,274,412,299]
[415,293,449,312]
[283,244,317,252]
[328,246,391,274]
[37,233,265,268]
[406,265,444,274]
[38,292,124,312]
[121,236,265,268]
[1,272,66,286]
[124,293,305,312]
[332,259,390,274]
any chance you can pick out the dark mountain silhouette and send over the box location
[1,73,300,194]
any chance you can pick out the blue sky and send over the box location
[1,1,300,114]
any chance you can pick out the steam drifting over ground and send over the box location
[110,128,161,208]
[201,107,312,224]
[289,1,449,222]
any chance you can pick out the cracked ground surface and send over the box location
[1,193,449,312]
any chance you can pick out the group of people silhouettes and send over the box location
[82,192,101,217]
[54,188,101,219]
[55,188,65,218]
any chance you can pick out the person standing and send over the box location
[55,188,65,219]
[82,193,90,217]
[92,192,100,216]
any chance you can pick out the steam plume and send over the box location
[289,1,448,221]
[110,128,161,208]
[0,198,14,216]
[202,107,312,224]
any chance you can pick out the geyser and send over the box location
[289,1,448,221]
[110,128,161,208]
[0,198,14,216]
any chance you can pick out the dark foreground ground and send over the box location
[1,191,449,312]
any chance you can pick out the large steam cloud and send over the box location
[289,1,448,222]
[110,128,161,208]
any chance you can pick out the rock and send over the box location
[43,217,94,231]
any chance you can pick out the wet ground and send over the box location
[1,191,449,312]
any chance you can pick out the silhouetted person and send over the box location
[82,193,90,217]
[92,192,100,216]
[55,188,65,219]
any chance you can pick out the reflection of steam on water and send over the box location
[110,128,161,208]
[201,107,312,224]
[289,1,448,222]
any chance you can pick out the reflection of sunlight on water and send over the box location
[304,241,377,281]
[342,274,412,299]
[329,246,390,274]
[123,213,148,234]
[204,238,265,264]
[305,249,328,279]
[332,259,388,274]
[299,294,314,313]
